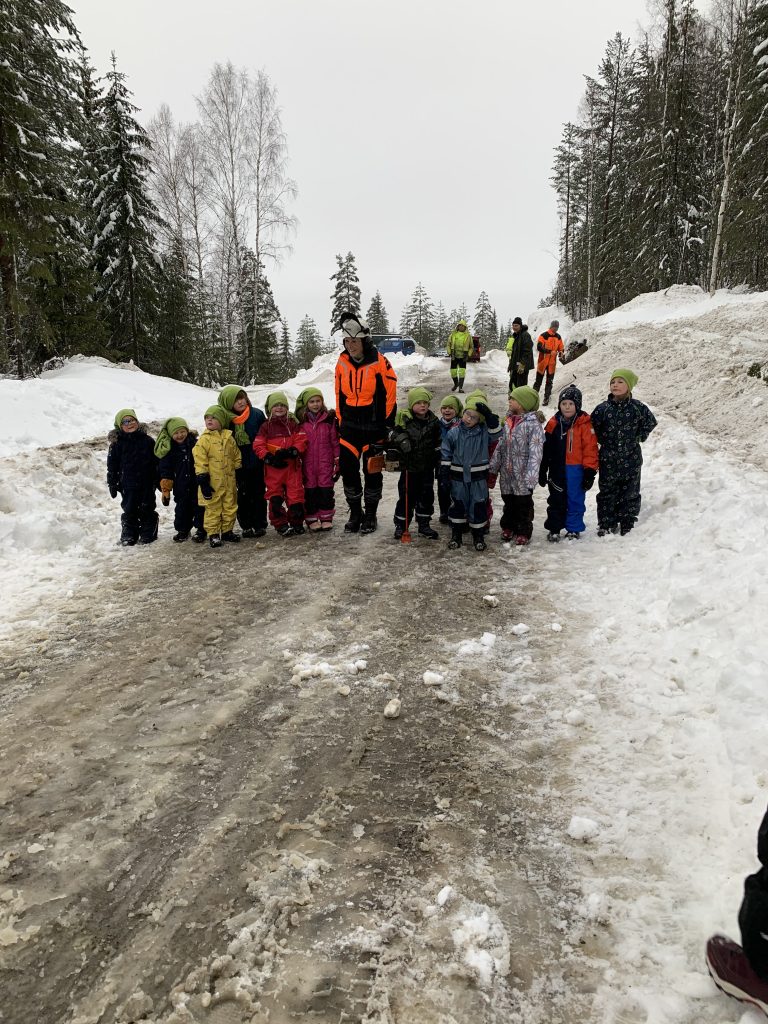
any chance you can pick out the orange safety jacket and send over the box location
[536,330,564,374]
[335,346,398,455]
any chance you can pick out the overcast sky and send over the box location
[70,0,653,339]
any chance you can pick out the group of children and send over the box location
[106,370,657,551]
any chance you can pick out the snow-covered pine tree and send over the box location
[90,54,162,366]
[329,252,361,329]
[400,282,436,349]
[0,0,83,375]
[433,301,451,345]
[296,314,323,368]
[240,248,280,383]
[154,238,195,379]
[473,291,495,347]
[276,318,294,380]
[366,291,389,332]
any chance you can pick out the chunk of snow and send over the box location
[511,623,530,636]
[436,885,454,907]
[567,816,599,841]
[383,697,401,718]
[423,671,444,686]
[551,622,563,632]
[482,595,499,608]
[565,709,585,726]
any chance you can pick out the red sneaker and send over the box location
[515,535,530,546]
[706,934,768,1017]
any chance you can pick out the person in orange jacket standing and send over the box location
[334,311,398,534]
[533,318,565,406]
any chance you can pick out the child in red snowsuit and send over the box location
[253,391,308,536]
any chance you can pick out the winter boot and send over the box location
[451,380,459,392]
[502,528,514,542]
[394,523,405,539]
[192,528,207,544]
[597,524,618,537]
[360,504,379,534]
[565,531,580,540]
[173,532,190,543]
[706,935,768,1017]
[222,530,241,543]
[138,512,159,545]
[242,527,265,539]
[457,384,465,394]
[209,534,222,548]
[547,531,560,543]
[439,513,449,524]
[448,527,463,550]
[418,522,439,539]
[515,535,530,546]
[120,536,137,547]
[471,529,487,551]
[276,523,295,537]
[344,501,363,533]
[619,521,634,536]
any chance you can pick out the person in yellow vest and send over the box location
[447,319,473,393]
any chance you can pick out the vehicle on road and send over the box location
[372,334,416,356]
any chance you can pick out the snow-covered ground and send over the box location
[2,290,768,1023]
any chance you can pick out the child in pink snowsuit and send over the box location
[253,391,308,537]
[295,387,340,531]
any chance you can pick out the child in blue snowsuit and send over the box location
[436,394,462,522]
[155,417,203,543]
[107,408,158,546]
[440,395,499,551]
[591,369,657,536]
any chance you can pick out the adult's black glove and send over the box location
[197,473,214,499]
[537,340,546,352]
[108,483,118,499]
[582,468,597,491]
[539,470,548,488]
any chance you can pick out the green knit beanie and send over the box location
[218,384,249,414]
[440,395,463,415]
[204,404,228,428]
[509,386,540,413]
[265,391,290,415]
[465,388,488,404]
[114,408,138,430]
[407,386,433,410]
[610,368,638,392]
[295,387,324,420]
[463,395,486,423]
[154,417,189,458]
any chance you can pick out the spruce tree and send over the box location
[296,314,322,368]
[473,291,495,347]
[329,251,361,329]
[400,282,436,349]
[90,54,162,366]
[240,249,280,383]
[366,291,389,332]
[277,318,294,381]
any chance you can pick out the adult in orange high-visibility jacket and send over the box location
[533,319,565,407]
[334,311,398,535]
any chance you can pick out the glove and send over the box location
[284,446,299,459]
[197,473,214,500]
[263,452,275,465]
[582,468,596,491]
[108,483,118,499]
[539,470,548,488]
[488,473,497,489]
[271,450,289,468]
[160,478,173,506]
[332,459,340,482]
[537,341,546,352]
[475,402,492,419]
[516,362,525,373]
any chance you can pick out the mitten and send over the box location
[332,459,340,482]
[271,450,288,468]
[516,362,525,373]
[263,452,275,465]
[160,478,173,506]
[539,470,548,488]
[284,446,299,459]
[108,482,118,499]
[197,473,214,499]
[582,468,596,491]
[537,340,546,352]
[487,473,497,489]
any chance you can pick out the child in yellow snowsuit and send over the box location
[193,404,242,548]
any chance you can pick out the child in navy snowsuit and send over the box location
[436,395,462,522]
[389,386,442,540]
[540,385,599,541]
[440,395,499,551]
[590,369,657,536]
[155,417,203,542]
[218,385,267,538]
[107,408,158,546]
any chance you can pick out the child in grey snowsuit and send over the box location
[107,408,158,546]
[590,369,657,536]
[440,395,499,551]
[436,395,462,522]
[489,386,544,546]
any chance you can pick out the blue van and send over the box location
[372,334,416,356]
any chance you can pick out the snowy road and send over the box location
[2,296,768,1024]
[0,362,603,1024]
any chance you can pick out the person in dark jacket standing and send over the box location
[107,408,158,546]
[334,311,398,534]
[505,317,534,389]
[706,804,768,1016]
[388,387,442,540]
[218,385,267,538]
[156,417,203,542]
[590,369,657,536]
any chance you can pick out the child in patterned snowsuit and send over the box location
[107,408,158,547]
[193,404,242,548]
[253,391,308,537]
[440,395,499,551]
[488,386,544,545]
[389,386,442,540]
[217,385,267,538]
[437,395,462,522]
[155,417,203,543]
[295,387,339,531]
[539,385,599,542]
[591,369,657,536]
